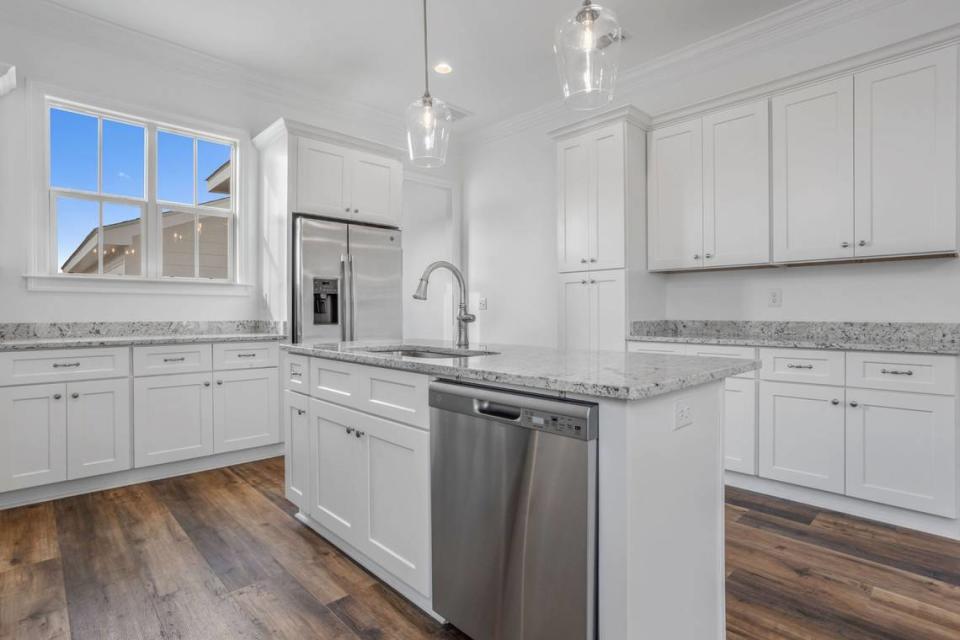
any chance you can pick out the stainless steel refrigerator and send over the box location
[292,215,402,344]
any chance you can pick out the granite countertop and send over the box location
[282,339,758,400]
[627,320,960,355]
[0,333,284,352]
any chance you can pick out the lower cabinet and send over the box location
[723,378,757,475]
[213,368,279,453]
[67,378,131,479]
[758,381,846,494]
[283,390,311,509]
[0,383,67,491]
[307,398,431,597]
[134,372,214,467]
[845,389,956,517]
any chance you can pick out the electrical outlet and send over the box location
[767,289,783,308]
[674,400,693,430]
[478,296,488,311]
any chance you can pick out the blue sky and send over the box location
[50,107,230,269]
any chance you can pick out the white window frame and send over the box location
[25,83,252,296]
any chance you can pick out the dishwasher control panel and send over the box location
[522,409,588,438]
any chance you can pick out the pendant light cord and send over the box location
[422,0,430,98]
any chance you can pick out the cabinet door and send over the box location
[845,389,956,517]
[67,378,131,479]
[591,125,625,270]
[557,137,592,272]
[212,368,279,454]
[134,372,213,467]
[854,47,958,257]
[297,138,350,216]
[758,382,845,493]
[350,151,402,226]
[354,410,431,597]
[772,77,854,262]
[702,101,770,267]
[590,269,626,352]
[0,383,66,491]
[283,390,311,511]
[723,378,757,475]
[648,120,703,270]
[307,399,364,543]
[559,274,592,351]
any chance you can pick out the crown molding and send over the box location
[462,0,906,148]
[547,105,651,140]
[253,118,405,158]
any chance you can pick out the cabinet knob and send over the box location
[53,393,61,400]
[705,253,713,259]
[849,401,859,407]
[841,242,850,248]
[203,381,211,387]
[345,207,350,212]
[346,426,355,435]
[589,258,597,263]
[216,380,223,386]
[858,240,867,247]
[580,258,588,264]
[581,280,587,285]
[693,254,701,260]
[831,398,840,405]
[589,279,596,284]
[353,208,359,214]
[71,392,79,399]
[355,430,365,438]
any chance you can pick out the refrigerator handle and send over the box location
[339,254,348,342]
[349,255,358,341]
[293,218,303,344]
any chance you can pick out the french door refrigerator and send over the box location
[292,215,402,344]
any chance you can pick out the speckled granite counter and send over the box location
[0,320,283,352]
[283,339,758,400]
[628,320,960,354]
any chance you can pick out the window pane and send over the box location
[161,209,196,277]
[198,214,229,279]
[102,202,142,276]
[102,119,145,199]
[198,140,232,208]
[157,131,194,204]
[50,109,98,192]
[57,197,99,274]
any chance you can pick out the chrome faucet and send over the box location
[412,261,476,348]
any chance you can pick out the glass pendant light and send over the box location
[554,1,623,110]
[406,0,452,168]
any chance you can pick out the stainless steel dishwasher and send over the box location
[429,380,598,640]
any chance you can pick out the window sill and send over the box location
[23,274,255,297]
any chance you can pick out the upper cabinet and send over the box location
[297,138,402,227]
[648,99,770,271]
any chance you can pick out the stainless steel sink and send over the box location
[360,346,498,359]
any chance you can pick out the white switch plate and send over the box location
[478,296,488,311]
[674,400,693,430]
[767,289,783,308]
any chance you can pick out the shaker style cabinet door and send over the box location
[559,274,592,352]
[772,77,854,262]
[134,372,214,467]
[307,399,365,544]
[0,383,67,491]
[212,368,280,454]
[66,378,131,480]
[590,124,626,271]
[723,378,757,475]
[648,119,704,270]
[853,46,958,258]
[557,137,593,272]
[297,138,351,216]
[590,269,626,352]
[350,151,403,227]
[283,390,311,511]
[702,100,770,267]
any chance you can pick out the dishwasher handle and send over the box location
[474,399,522,421]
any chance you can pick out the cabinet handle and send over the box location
[346,426,355,435]
[849,401,859,407]
[881,368,913,376]
[786,364,814,369]
[163,357,186,363]
[203,381,211,387]
[858,240,868,247]
[705,253,713,259]
[296,409,305,416]
[290,371,302,378]
[53,393,62,400]
[831,398,840,405]
[237,353,257,359]
[53,362,80,368]
[71,392,79,399]
[841,242,850,248]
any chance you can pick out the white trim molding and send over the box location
[23,273,255,296]
[0,64,15,97]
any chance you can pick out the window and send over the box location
[47,100,237,282]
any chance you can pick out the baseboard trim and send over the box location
[0,444,284,510]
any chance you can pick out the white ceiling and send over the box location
[50,0,802,129]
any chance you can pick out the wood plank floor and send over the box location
[2,458,959,639]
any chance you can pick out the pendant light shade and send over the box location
[406,0,451,167]
[554,1,622,110]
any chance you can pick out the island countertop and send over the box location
[282,339,758,400]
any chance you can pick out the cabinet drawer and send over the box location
[309,357,360,405]
[0,347,130,386]
[685,344,758,379]
[284,353,310,393]
[213,342,279,370]
[845,352,957,395]
[133,344,212,376]
[759,348,844,385]
[626,341,688,355]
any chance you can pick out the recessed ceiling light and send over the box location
[433,62,453,75]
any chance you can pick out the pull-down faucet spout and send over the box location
[412,261,475,348]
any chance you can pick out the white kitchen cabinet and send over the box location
[283,390,311,511]
[134,372,213,467]
[66,378,131,479]
[560,270,625,352]
[212,368,279,454]
[308,398,364,543]
[702,101,770,267]
[759,381,846,493]
[0,383,67,491]
[648,119,703,270]
[772,77,854,262]
[845,389,956,517]
[853,46,958,258]
[557,124,626,272]
[724,378,757,475]
[296,137,402,227]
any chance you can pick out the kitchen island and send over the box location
[281,340,758,640]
